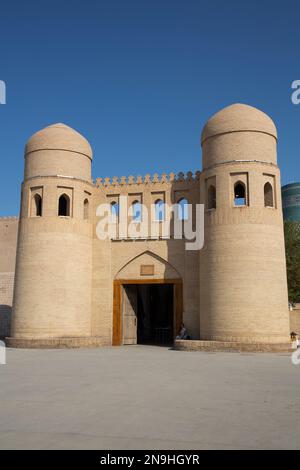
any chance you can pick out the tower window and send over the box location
[264,182,274,207]
[132,201,142,222]
[207,185,216,209]
[155,199,165,221]
[234,182,247,206]
[111,201,119,222]
[58,194,70,216]
[32,194,42,217]
[178,198,189,220]
[84,198,89,219]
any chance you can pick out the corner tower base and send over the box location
[5,336,110,349]
[174,339,293,353]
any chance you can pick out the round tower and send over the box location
[9,124,94,347]
[199,103,290,345]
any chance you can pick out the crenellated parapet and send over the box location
[0,216,18,221]
[95,170,201,187]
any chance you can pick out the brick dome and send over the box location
[201,103,277,145]
[25,123,93,160]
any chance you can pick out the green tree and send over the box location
[284,221,300,303]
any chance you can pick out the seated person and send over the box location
[176,323,190,340]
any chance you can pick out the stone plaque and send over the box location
[140,264,154,276]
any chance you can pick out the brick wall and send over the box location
[0,272,14,337]
[290,304,300,334]
[0,218,18,337]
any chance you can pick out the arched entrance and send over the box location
[113,252,183,346]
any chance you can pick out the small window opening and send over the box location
[234,182,246,206]
[132,201,142,222]
[33,194,42,217]
[84,198,89,219]
[58,194,70,216]
[264,182,274,207]
[111,201,119,222]
[207,185,216,209]
[178,198,189,220]
[155,199,165,221]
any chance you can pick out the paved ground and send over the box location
[0,346,299,449]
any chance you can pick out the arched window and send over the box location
[234,182,246,206]
[84,198,89,219]
[111,201,119,222]
[264,182,274,207]
[155,199,165,221]
[178,198,189,220]
[132,200,141,222]
[207,185,216,209]
[58,194,70,216]
[32,194,42,217]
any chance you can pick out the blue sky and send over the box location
[0,0,299,215]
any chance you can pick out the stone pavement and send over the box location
[0,346,299,449]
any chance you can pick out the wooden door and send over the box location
[123,285,138,344]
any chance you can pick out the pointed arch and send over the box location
[58,194,70,216]
[177,198,189,220]
[115,250,182,280]
[264,182,274,207]
[110,201,119,221]
[113,250,183,346]
[32,193,42,217]
[234,181,247,206]
[154,199,165,221]
[83,198,89,219]
[207,185,216,209]
[131,200,142,222]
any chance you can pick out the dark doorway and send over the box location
[123,283,174,345]
[137,284,174,345]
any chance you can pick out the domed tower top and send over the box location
[25,123,93,160]
[201,104,278,169]
[24,123,93,182]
